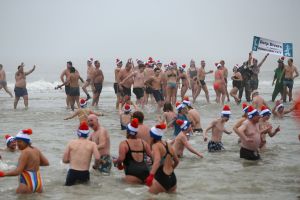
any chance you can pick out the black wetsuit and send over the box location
[123,140,149,182]
[154,142,177,191]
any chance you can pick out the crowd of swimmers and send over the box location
[0,53,300,195]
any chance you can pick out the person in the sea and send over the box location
[0,64,13,97]
[133,111,151,146]
[64,98,103,122]
[233,103,249,143]
[0,129,49,193]
[258,105,280,150]
[251,90,268,110]
[3,134,17,152]
[271,57,285,102]
[14,63,36,109]
[159,102,177,129]
[237,105,261,160]
[146,123,179,194]
[271,100,295,118]
[88,114,111,174]
[203,105,232,152]
[173,102,189,137]
[172,119,203,158]
[119,103,133,131]
[182,96,203,133]
[113,118,152,184]
[63,121,100,186]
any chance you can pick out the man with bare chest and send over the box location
[92,60,104,106]
[88,114,111,174]
[119,59,134,98]
[82,58,95,100]
[282,58,299,102]
[14,63,35,109]
[145,68,164,111]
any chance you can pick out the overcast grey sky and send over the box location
[0,0,299,81]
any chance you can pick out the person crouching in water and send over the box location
[63,121,100,186]
[146,123,179,194]
[259,105,280,150]
[173,119,203,158]
[113,118,152,184]
[204,105,232,152]
[119,103,132,130]
[0,129,49,193]
[4,134,17,152]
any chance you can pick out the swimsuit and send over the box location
[65,169,90,186]
[65,85,70,95]
[69,87,80,96]
[98,155,112,174]
[189,70,197,79]
[14,87,28,97]
[154,143,177,191]
[113,83,119,94]
[145,86,153,94]
[240,147,260,161]
[20,170,43,192]
[283,78,294,89]
[94,83,103,93]
[123,140,149,182]
[232,78,242,89]
[167,82,177,89]
[133,87,144,99]
[208,141,224,152]
[200,80,206,86]
[152,89,164,102]
[121,86,131,97]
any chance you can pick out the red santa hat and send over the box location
[124,103,131,113]
[278,56,285,63]
[179,64,186,71]
[260,105,271,117]
[247,105,259,119]
[116,58,122,65]
[80,98,87,108]
[176,119,191,131]
[5,134,15,145]
[150,123,166,140]
[182,96,191,107]
[221,105,231,118]
[16,129,33,144]
[127,118,139,135]
[242,102,249,113]
[175,102,186,111]
[77,121,90,138]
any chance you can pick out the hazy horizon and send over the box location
[0,0,299,82]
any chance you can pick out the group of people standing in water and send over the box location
[0,52,299,195]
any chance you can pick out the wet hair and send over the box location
[288,58,293,63]
[163,102,173,112]
[67,61,72,66]
[17,65,22,70]
[70,66,76,73]
[132,111,144,123]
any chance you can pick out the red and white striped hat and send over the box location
[221,105,231,118]
[127,118,139,135]
[5,134,15,145]
[150,123,166,140]
[260,105,271,117]
[80,98,87,108]
[77,121,90,138]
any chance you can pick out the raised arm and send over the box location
[257,53,269,68]
[25,65,36,76]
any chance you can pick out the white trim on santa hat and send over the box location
[5,136,15,145]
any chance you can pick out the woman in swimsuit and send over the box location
[113,118,152,184]
[187,60,198,101]
[178,64,189,101]
[166,65,178,105]
[146,123,179,194]
[230,65,243,104]
[214,63,226,104]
